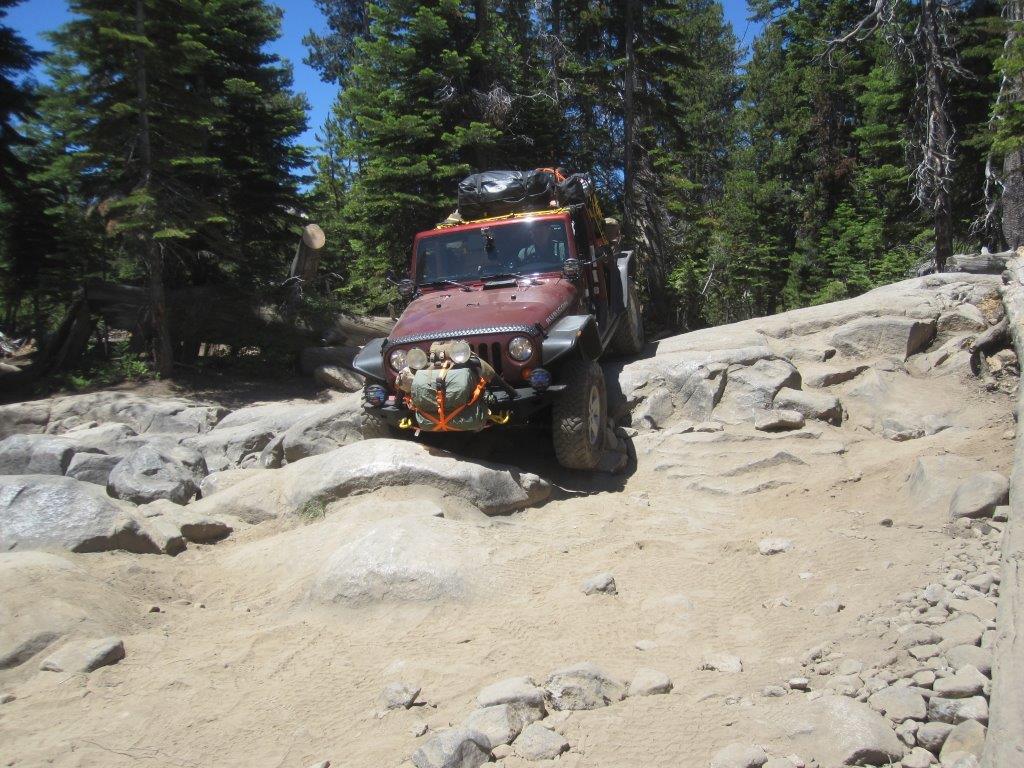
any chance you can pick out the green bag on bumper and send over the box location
[410,367,488,432]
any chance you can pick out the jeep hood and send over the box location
[389,280,577,343]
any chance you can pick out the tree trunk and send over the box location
[920,0,955,272]
[1006,148,1024,249]
[1003,1,1024,249]
[133,0,173,376]
[622,0,637,243]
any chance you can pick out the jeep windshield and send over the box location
[416,219,570,286]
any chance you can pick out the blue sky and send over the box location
[6,0,760,149]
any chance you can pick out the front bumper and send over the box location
[365,384,565,429]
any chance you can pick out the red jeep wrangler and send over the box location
[352,171,644,470]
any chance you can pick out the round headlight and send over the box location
[508,336,534,362]
[450,341,472,365]
[407,347,428,370]
[388,348,408,371]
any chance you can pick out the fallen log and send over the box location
[916,249,1017,276]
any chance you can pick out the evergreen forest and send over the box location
[1,0,1023,381]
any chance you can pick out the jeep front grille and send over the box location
[476,342,504,376]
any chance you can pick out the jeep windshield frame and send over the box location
[412,216,576,288]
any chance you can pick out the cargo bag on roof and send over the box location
[555,173,595,207]
[457,170,556,221]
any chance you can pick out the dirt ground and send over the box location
[0,356,1013,768]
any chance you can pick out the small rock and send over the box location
[992,505,1009,522]
[511,722,569,761]
[491,744,511,760]
[754,409,806,432]
[909,644,941,661]
[938,615,985,651]
[808,695,903,766]
[380,681,421,711]
[912,670,936,688]
[762,685,787,698]
[758,538,793,556]
[694,421,724,433]
[944,645,992,676]
[948,472,1010,520]
[813,599,845,616]
[306,762,330,768]
[634,639,656,651]
[901,746,936,767]
[463,703,540,748]
[627,668,672,697]
[411,723,428,738]
[899,624,942,648]
[699,652,743,674]
[477,676,546,709]
[927,695,989,725]
[836,659,864,676]
[0,692,14,704]
[917,721,954,754]
[39,637,125,673]
[709,743,768,768]
[545,662,624,710]
[410,728,490,768]
[868,686,927,723]
[932,666,987,699]
[763,760,796,768]
[582,572,617,596]
[788,677,810,691]
[939,719,986,763]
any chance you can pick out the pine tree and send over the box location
[0,0,41,326]
[323,0,505,311]
[44,0,308,371]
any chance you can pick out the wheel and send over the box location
[611,281,645,355]
[360,408,397,439]
[552,357,607,470]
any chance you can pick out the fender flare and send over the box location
[351,337,387,383]
[542,314,602,365]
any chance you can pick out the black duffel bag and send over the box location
[457,170,556,221]
[556,173,594,207]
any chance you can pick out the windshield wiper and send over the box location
[419,278,472,292]
[482,272,524,282]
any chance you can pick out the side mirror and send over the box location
[398,279,416,299]
[563,258,581,279]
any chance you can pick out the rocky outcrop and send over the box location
[107,444,207,505]
[310,516,488,606]
[0,475,159,553]
[189,439,549,523]
[0,391,225,440]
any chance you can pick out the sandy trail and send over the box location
[0,353,1012,767]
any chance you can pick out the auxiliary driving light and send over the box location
[528,368,552,391]
[407,347,428,370]
[364,385,387,409]
[450,340,472,364]
[364,384,388,407]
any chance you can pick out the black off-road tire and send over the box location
[552,357,608,470]
[611,281,645,355]
[360,408,397,438]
